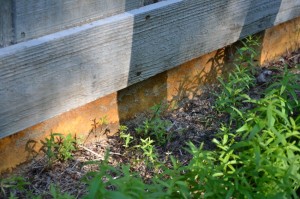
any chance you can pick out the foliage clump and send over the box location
[40,133,79,166]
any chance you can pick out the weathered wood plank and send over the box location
[13,0,143,43]
[144,0,162,6]
[0,0,300,138]
[0,0,14,47]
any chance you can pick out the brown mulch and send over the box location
[1,48,300,199]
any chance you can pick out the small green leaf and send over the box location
[222,134,229,145]
[237,124,249,133]
[212,172,224,177]
[225,187,234,199]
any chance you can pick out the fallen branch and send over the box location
[79,145,104,160]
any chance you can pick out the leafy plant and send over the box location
[99,115,109,126]
[40,133,78,166]
[137,137,157,163]
[39,132,61,165]
[57,134,77,161]
[235,35,260,75]
[119,125,133,148]
[214,37,259,123]
[264,66,300,114]
[135,103,172,146]
[0,176,29,198]
[49,184,74,199]
[201,45,300,197]
[214,66,255,111]
[83,151,179,199]
[88,115,109,139]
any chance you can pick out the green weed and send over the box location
[135,103,172,146]
[0,176,29,198]
[137,137,157,163]
[214,36,258,123]
[214,65,255,118]
[40,133,78,166]
[119,103,172,163]
[235,35,260,75]
[119,125,133,148]
[49,184,74,199]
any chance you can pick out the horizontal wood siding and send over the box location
[12,0,143,43]
[0,0,299,138]
[0,0,13,47]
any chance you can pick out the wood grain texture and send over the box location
[13,0,143,43]
[0,0,300,138]
[143,0,164,6]
[0,0,14,48]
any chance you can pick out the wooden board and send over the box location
[0,0,13,47]
[12,0,143,43]
[0,0,300,138]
